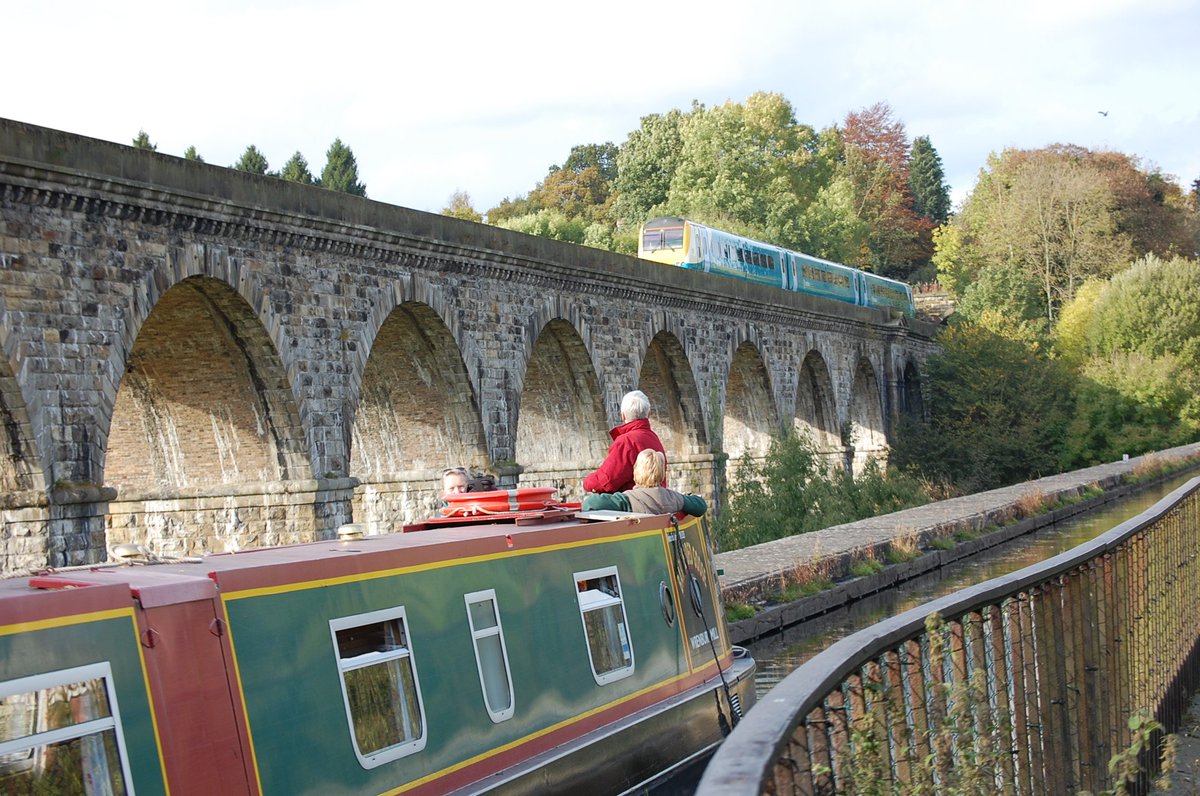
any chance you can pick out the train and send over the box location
[638,216,916,317]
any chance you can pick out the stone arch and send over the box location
[356,273,479,435]
[350,300,488,529]
[901,358,925,421]
[723,341,779,463]
[637,330,708,492]
[848,357,888,473]
[104,276,311,554]
[794,349,841,462]
[0,302,44,493]
[514,319,609,499]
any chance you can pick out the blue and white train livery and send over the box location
[638,216,915,317]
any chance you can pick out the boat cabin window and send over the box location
[464,590,515,723]
[574,567,635,684]
[330,608,427,768]
[0,662,134,794]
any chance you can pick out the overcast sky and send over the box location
[5,0,1198,217]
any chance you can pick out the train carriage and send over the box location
[638,216,914,317]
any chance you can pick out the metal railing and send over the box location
[699,477,1200,795]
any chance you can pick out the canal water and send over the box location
[747,472,1198,699]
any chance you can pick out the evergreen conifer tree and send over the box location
[909,136,951,224]
[319,138,367,196]
[280,151,315,184]
[233,145,270,175]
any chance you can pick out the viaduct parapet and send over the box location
[0,119,938,573]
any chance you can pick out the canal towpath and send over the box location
[715,442,1200,646]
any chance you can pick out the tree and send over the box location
[950,147,1131,322]
[183,145,203,162]
[132,130,156,151]
[442,190,482,222]
[613,107,691,226]
[909,135,951,224]
[494,209,586,243]
[665,92,830,251]
[890,321,1075,494]
[1086,150,1196,258]
[280,151,315,184]
[233,145,270,175]
[527,165,611,221]
[561,142,618,182]
[1087,254,1200,367]
[319,138,366,196]
[838,102,929,276]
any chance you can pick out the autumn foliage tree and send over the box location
[839,102,932,277]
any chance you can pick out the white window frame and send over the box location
[573,566,635,685]
[0,661,136,794]
[464,589,515,723]
[329,606,427,768]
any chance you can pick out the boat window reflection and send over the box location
[331,607,427,767]
[574,567,635,684]
[0,662,132,794]
[465,589,515,722]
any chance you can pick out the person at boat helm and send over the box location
[582,450,706,516]
[583,390,666,494]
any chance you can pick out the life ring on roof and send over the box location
[441,487,558,516]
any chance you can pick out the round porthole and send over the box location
[689,573,705,618]
[659,581,676,626]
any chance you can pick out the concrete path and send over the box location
[714,443,1200,607]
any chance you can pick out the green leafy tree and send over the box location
[891,321,1075,494]
[950,147,1131,322]
[932,223,970,295]
[1052,278,1106,366]
[909,135,951,224]
[528,165,611,222]
[561,142,618,182]
[132,130,156,151]
[280,151,314,184]
[665,92,831,251]
[442,190,482,222]
[319,138,367,196]
[1062,351,1200,467]
[495,209,586,243]
[233,145,270,175]
[955,263,1044,328]
[715,433,926,550]
[795,175,869,263]
[1087,254,1200,368]
[613,107,691,226]
[183,145,203,162]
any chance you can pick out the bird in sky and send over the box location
[1098,110,1109,116]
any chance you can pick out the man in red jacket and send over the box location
[583,390,666,493]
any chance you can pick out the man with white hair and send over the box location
[583,390,666,493]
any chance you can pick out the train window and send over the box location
[464,590,515,723]
[642,226,683,251]
[331,607,427,768]
[0,662,134,794]
[574,567,634,684]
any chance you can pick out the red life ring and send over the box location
[441,487,558,516]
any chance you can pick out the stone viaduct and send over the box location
[0,119,938,574]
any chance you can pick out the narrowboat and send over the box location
[0,498,755,795]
